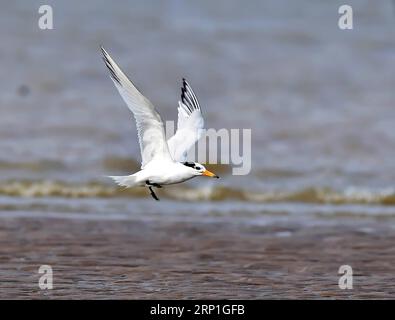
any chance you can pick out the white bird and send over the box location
[100,47,219,200]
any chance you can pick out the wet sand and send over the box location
[0,213,394,299]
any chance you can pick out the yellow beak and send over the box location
[202,169,219,178]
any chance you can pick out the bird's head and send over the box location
[182,162,219,178]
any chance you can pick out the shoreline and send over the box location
[0,213,394,299]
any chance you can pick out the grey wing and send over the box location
[101,47,173,168]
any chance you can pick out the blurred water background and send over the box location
[1,0,395,225]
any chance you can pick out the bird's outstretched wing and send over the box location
[167,79,204,162]
[101,47,173,168]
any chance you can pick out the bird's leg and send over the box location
[146,181,161,201]
[151,183,162,188]
[148,186,159,201]
[145,180,162,188]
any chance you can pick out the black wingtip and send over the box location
[100,47,122,85]
[100,45,106,55]
[180,87,193,113]
[180,77,201,112]
[182,78,189,89]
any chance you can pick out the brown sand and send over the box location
[0,215,394,299]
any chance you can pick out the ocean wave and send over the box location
[1,180,395,205]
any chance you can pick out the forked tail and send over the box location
[108,175,138,188]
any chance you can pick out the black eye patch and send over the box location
[183,162,195,168]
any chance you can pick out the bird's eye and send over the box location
[196,166,201,170]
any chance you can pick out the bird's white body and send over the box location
[111,161,196,187]
[100,47,218,200]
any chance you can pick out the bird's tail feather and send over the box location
[108,175,138,188]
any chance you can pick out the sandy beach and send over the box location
[1,212,394,299]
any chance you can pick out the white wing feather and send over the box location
[101,47,173,168]
[167,79,204,162]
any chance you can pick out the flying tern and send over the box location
[100,47,219,200]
